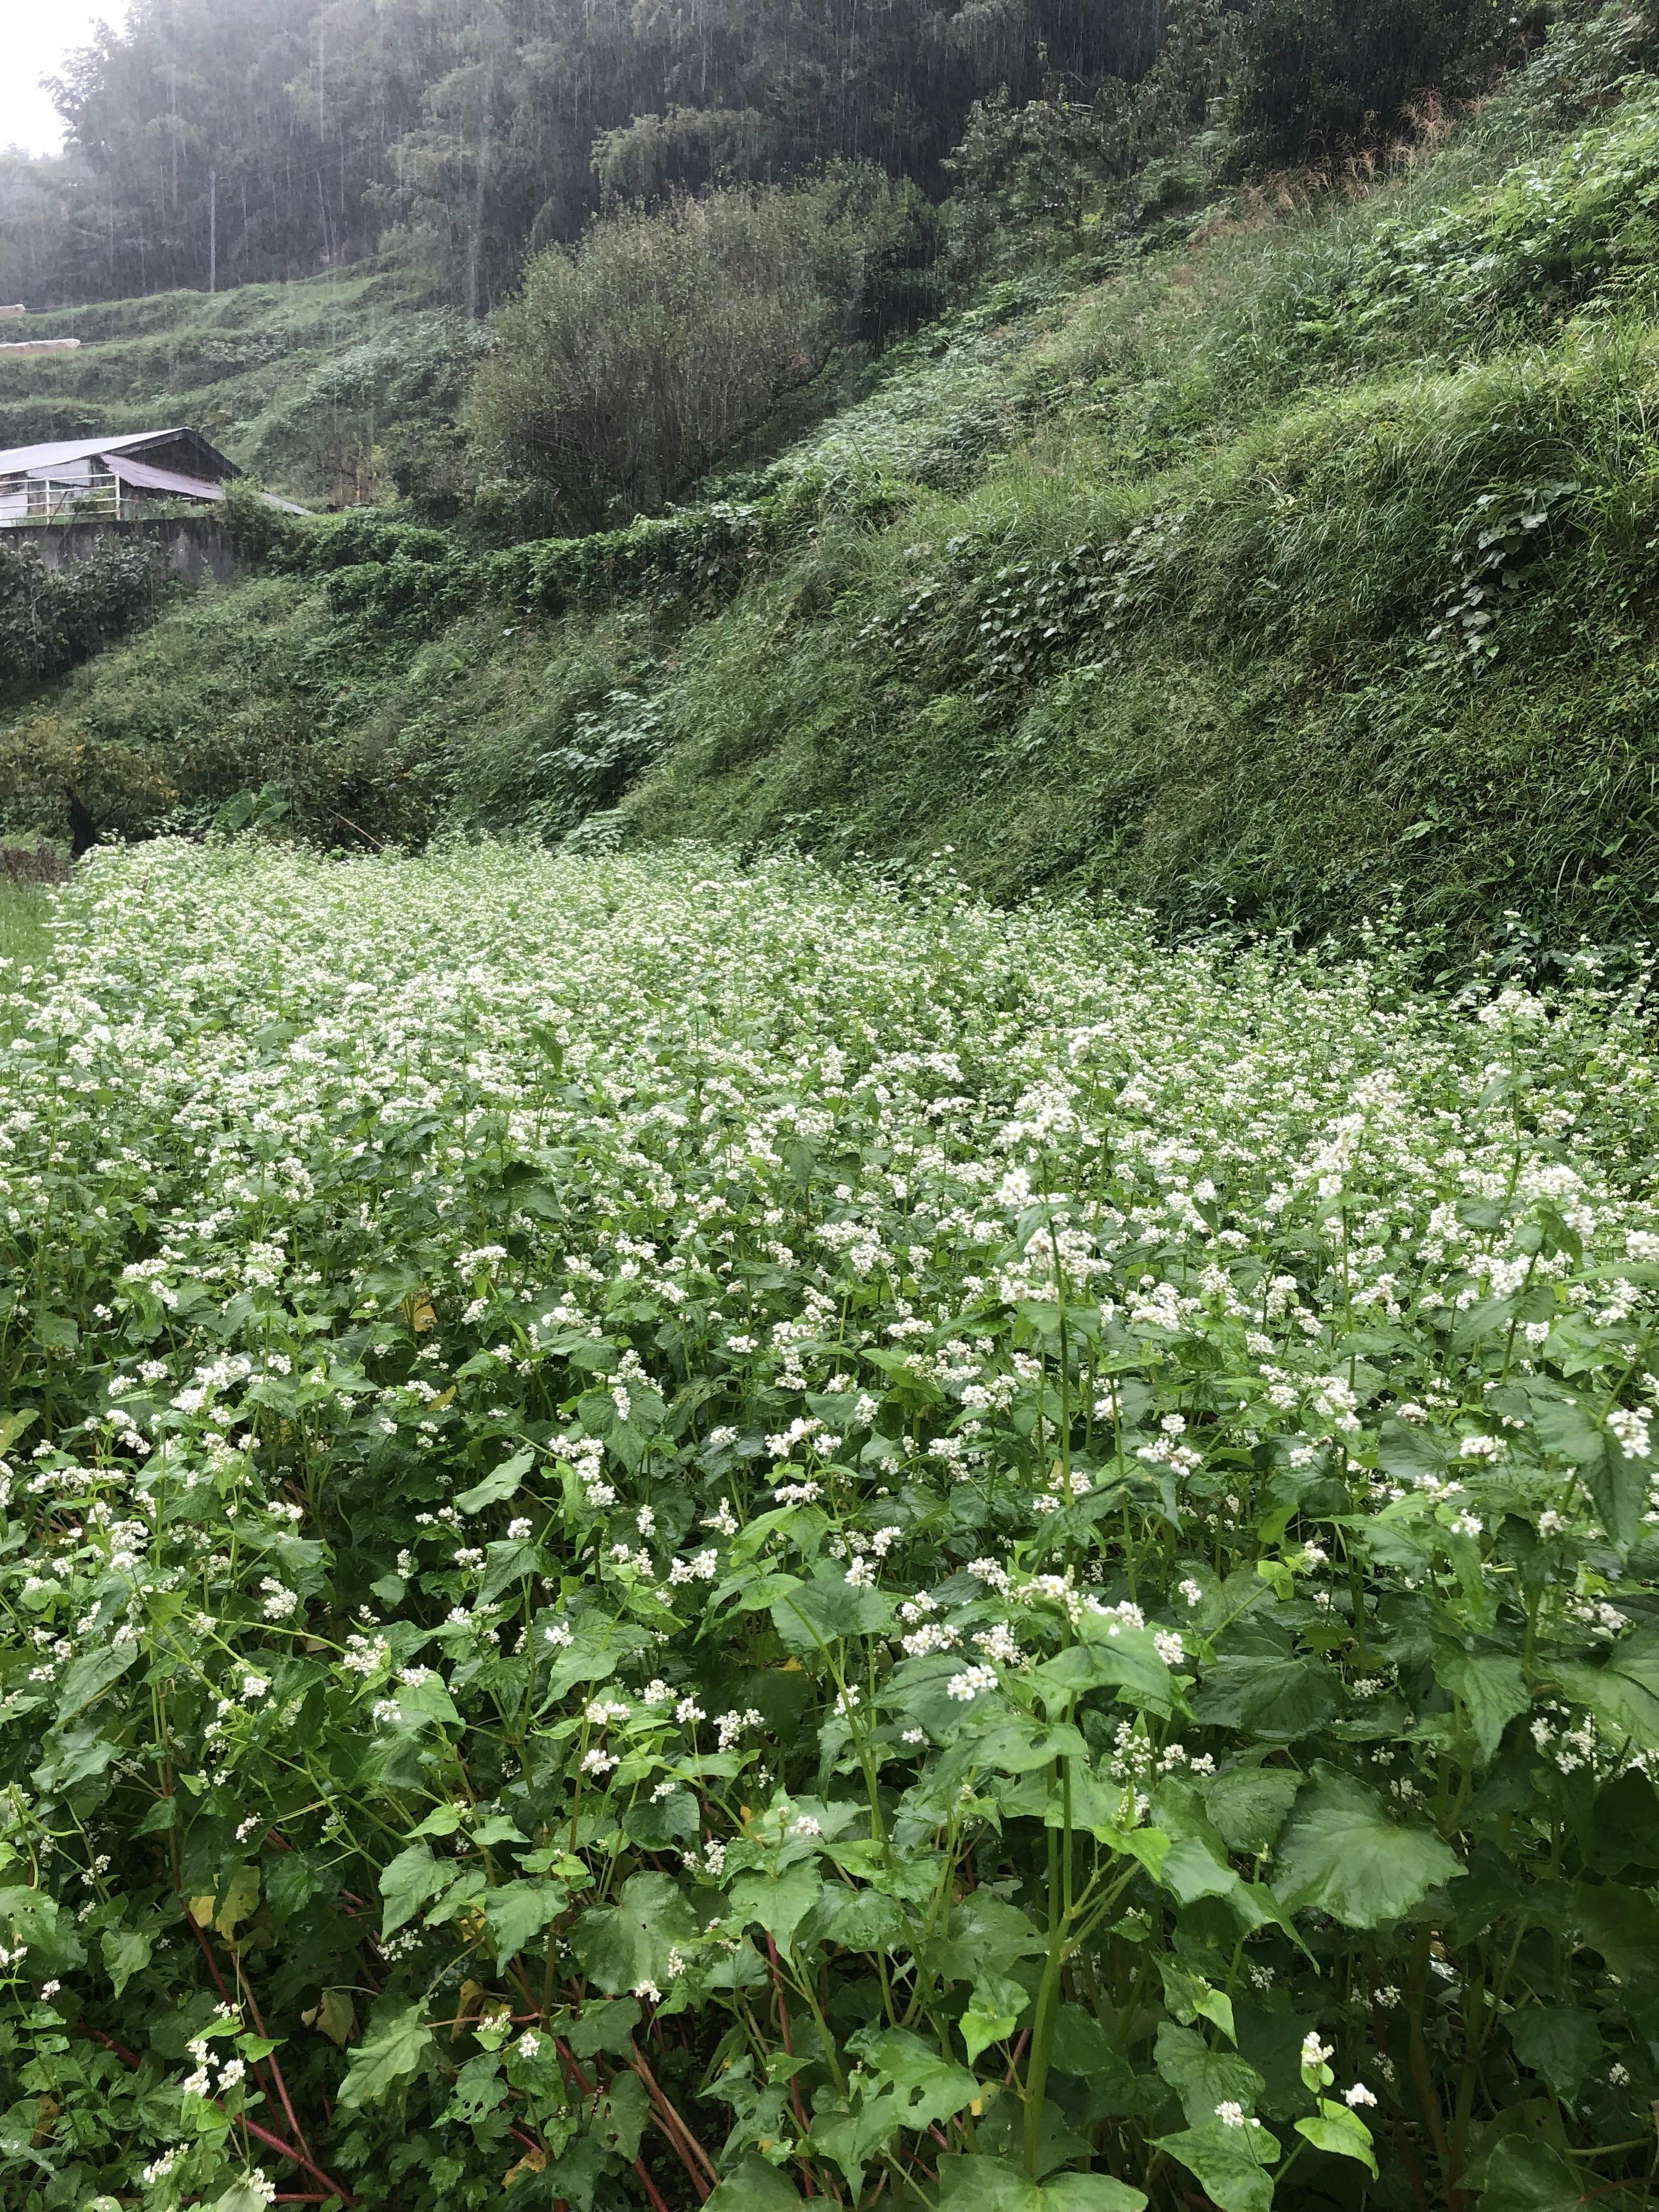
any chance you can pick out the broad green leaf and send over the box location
[1192,1656,1339,1742]
[456,1448,534,1513]
[770,1570,896,1656]
[1201,1765,1302,1855]
[210,1863,261,1943]
[1294,2101,1378,2175]
[302,1988,357,2047]
[1154,2021,1266,2129]
[1154,2118,1280,2212]
[1273,1765,1461,1927]
[853,2025,979,2131]
[727,1866,824,1948]
[1435,1649,1530,1764]
[1043,2176,1148,2212]
[484,1879,564,1965]
[935,2155,1038,2212]
[565,1997,641,2058]
[1508,2010,1604,2102]
[930,1894,1047,1984]
[1044,2176,1150,2212]
[380,1842,455,1937]
[938,2160,1147,2212]
[960,1972,1028,2064]
[1555,1629,1659,1751]
[336,1998,434,2110]
[397,1674,462,1729]
[1158,1957,1235,2042]
[571,1870,697,1994]
[966,1720,1089,1775]
[100,1927,150,1996]
[215,2183,279,2212]
[1032,1624,1183,1714]
[1571,1880,1659,1978]
[1475,2136,1588,2212]
[53,1643,138,1722]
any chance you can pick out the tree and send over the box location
[469,183,869,517]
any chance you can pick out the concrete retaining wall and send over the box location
[9,515,242,584]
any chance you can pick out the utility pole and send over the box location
[208,166,217,292]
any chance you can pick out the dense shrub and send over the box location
[469,185,874,520]
[0,540,155,687]
[1230,0,1527,160]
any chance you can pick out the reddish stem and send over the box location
[764,1932,816,2197]
[629,2046,719,2191]
[238,1958,314,2160]
[75,2023,142,2070]
[552,2038,686,2212]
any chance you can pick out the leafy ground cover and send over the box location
[4,842,1659,2211]
[14,17,1659,950]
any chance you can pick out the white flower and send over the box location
[1216,2101,1247,2128]
[517,2030,542,2059]
[1344,2083,1377,2108]
[946,1664,998,1702]
[1301,2033,1334,2070]
[632,1980,662,2004]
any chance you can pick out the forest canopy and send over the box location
[0,0,1529,315]
[1,0,1161,311]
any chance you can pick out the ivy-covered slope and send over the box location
[11,9,1659,954]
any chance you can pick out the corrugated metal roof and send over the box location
[104,453,225,501]
[0,427,238,477]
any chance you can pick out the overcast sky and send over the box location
[2,4,114,157]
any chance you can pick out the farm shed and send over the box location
[0,427,303,525]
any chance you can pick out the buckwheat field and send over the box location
[4,841,1659,2212]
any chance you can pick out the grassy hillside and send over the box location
[0,264,479,505]
[8,6,1659,956]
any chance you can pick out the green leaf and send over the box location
[938,2160,1145,2212]
[770,1570,895,1656]
[380,1842,455,1937]
[1192,1656,1339,1742]
[571,1871,697,1995]
[1032,1624,1183,1714]
[209,1863,262,1943]
[1273,1765,1462,1927]
[1042,2177,1148,2212]
[931,1894,1047,1984]
[1555,1629,1659,1751]
[484,1880,564,1965]
[1294,2101,1378,2176]
[565,1997,641,2059]
[1154,2022,1266,2129]
[1158,1958,1235,2041]
[100,1927,150,1997]
[1435,1650,1530,1764]
[1202,1766,1302,1855]
[853,2025,979,2131]
[215,2183,281,2212]
[1154,2118,1280,2212]
[53,1642,138,1722]
[727,1866,824,1948]
[1508,2008,1604,2102]
[397,1674,462,1729]
[1572,1880,1659,1978]
[938,2157,1037,2212]
[457,1448,534,1513]
[960,1972,1028,2064]
[337,1998,435,2111]
[1475,2136,1588,2212]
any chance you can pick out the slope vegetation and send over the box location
[7,10,1659,955]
